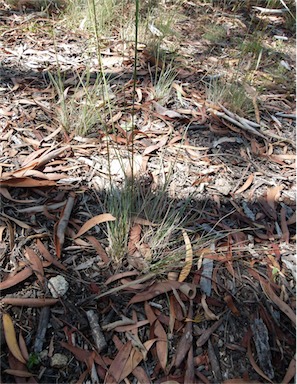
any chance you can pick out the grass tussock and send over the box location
[206,78,254,116]
[49,69,115,136]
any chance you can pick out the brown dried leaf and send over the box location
[178,230,193,282]
[128,224,142,255]
[54,193,75,258]
[262,281,296,326]
[0,212,30,229]
[224,295,240,316]
[120,339,156,381]
[114,319,150,333]
[36,239,66,270]
[145,302,167,370]
[33,146,71,168]
[282,353,296,384]
[74,213,116,238]
[143,136,168,156]
[105,341,133,384]
[0,187,37,203]
[2,163,36,179]
[201,293,219,320]
[132,366,150,383]
[280,206,289,243]
[0,177,56,188]
[128,281,181,305]
[60,342,96,371]
[0,267,33,290]
[247,332,273,383]
[25,247,44,285]
[18,332,29,362]
[184,344,195,383]
[4,369,33,378]
[266,185,283,209]
[105,271,139,285]
[86,236,110,264]
[234,174,254,194]
[196,317,224,347]
[3,313,26,364]
[172,301,193,368]
[21,148,47,167]
[153,101,182,118]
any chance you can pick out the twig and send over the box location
[275,113,296,119]
[210,107,267,140]
[253,7,288,14]
[218,103,267,139]
[101,315,135,332]
[210,104,296,147]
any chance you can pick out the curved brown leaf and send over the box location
[128,281,181,305]
[54,193,75,258]
[87,236,110,264]
[3,313,26,364]
[247,332,273,383]
[60,341,96,371]
[0,267,33,290]
[282,353,296,384]
[234,174,254,194]
[74,213,116,239]
[266,185,283,209]
[36,239,66,270]
[25,247,44,285]
[262,281,296,326]
[128,224,142,255]
[178,230,193,282]
[145,301,167,370]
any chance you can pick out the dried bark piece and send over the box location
[34,307,50,353]
[86,310,107,353]
[251,318,274,380]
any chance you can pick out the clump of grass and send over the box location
[104,177,193,269]
[202,24,227,43]
[262,61,295,92]
[241,34,264,58]
[49,69,112,136]
[105,183,134,262]
[64,0,126,35]
[151,64,177,104]
[5,0,65,12]
[206,78,254,116]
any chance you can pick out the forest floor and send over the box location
[0,1,296,383]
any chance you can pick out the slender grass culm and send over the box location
[131,0,140,194]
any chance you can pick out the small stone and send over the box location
[214,178,232,196]
[39,350,48,360]
[51,353,68,368]
[48,275,69,298]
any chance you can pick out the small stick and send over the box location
[101,315,135,332]
[275,113,296,119]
